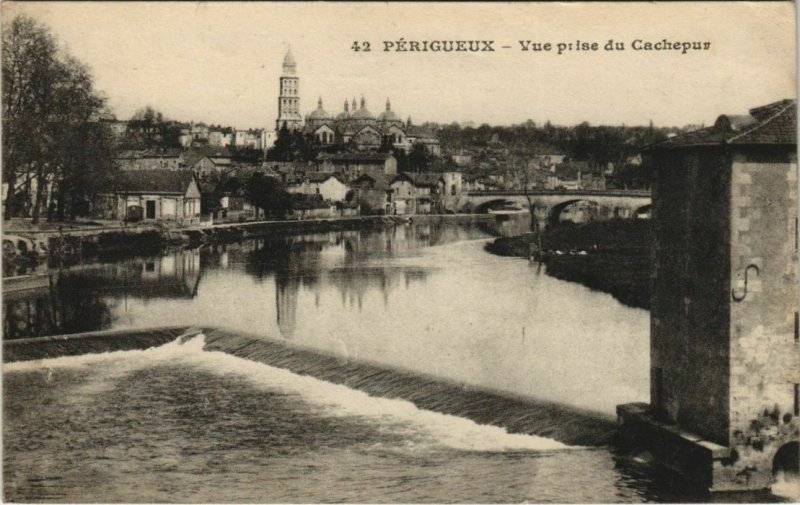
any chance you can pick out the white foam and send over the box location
[5,334,572,453]
[175,336,572,453]
[772,471,800,500]
[3,333,205,373]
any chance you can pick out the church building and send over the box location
[273,49,439,154]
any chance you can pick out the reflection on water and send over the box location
[3,222,648,415]
[3,250,201,339]
[4,224,468,341]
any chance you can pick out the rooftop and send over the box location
[651,99,796,149]
[114,170,196,194]
[318,152,394,162]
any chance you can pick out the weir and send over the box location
[4,326,616,447]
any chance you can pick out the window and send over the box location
[795,384,799,416]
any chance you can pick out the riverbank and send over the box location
[487,220,651,310]
[3,214,493,279]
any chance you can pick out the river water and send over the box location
[2,222,788,502]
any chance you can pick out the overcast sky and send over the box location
[4,2,796,129]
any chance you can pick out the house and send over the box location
[385,172,443,214]
[286,172,349,202]
[410,173,445,214]
[208,128,234,147]
[528,154,566,172]
[190,123,210,145]
[441,171,463,197]
[577,162,606,190]
[462,174,487,192]
[451,151,473,167]
[350,173,394,215]
[261,130,277,151]
[548,161,585,190]
[389,173,416,214]
[316,152,397,179]
[193,156,233,177]
[234,129,265,149]
[440,171,463,212]
[404,126,441,156]
[94,170,201,224]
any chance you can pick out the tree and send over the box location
[2,15,117,222]
[2,15,60,220]
[123,105,181,149]
[267,122,293,161]
[407,143,431,173]
[245,172,291,220]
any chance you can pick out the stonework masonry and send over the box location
[619,99,799,493]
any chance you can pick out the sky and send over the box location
[3,2,796,129]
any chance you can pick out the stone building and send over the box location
[272,49,439,154]
[315,152,397,179]
[275,48,302,131]
[286,172,349,203]
[618,99,799,492]
[94,170,201,224]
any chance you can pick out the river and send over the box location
[2,221,776,502]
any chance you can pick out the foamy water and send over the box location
[772,472,800,500]
[6,334,570,453]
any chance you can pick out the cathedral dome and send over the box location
[308,97,332,120]
[377,110,400,122]
[377,98,401,123]
[351,96,374,120]
[335,99,351,121]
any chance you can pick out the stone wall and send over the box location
[723,151,799,489]
[650,147,732,445]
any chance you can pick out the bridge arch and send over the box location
[473,199,522,214]
[547,199,600,227]
[634,204,652,219]
[772,440,799,476]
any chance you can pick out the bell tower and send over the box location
[275,47,302,132]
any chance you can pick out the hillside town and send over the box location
[2,5,798,503]
[3,45,678,228]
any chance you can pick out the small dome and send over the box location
[308,97,332,120]
[336,100,351,121]
[351,96,374,120]
[351,107,374,120]
[379,98,401,124]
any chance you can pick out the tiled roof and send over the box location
[651,99,796,149]
[351,172,394,190]
[114,170,196,194]
[117,148,182,159]
[319,152,393,163]
[183,146,232,166]
[406,125,437,139]
[305,171,346,184]
[410,173,444,187]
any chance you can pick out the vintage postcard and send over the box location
[1,1,798,503]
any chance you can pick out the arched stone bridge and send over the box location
[458,189,652,229]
